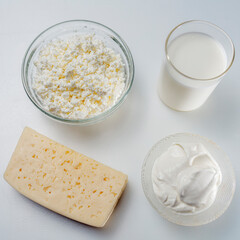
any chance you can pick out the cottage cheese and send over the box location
[33,34,126,119]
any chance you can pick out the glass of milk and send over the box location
[159,20,235,111]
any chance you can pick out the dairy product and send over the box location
[160,33,228,111]
[152,143,222,213]
[33,34,126,119]
[159,66,218,111]
[4,127,127,227]
[168,33,227,79]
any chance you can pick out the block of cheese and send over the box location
[4,127,127,227]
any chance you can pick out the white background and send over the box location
[0,0,239,239]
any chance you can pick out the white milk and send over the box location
[159,33,227,111]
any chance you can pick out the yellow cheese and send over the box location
[4,127,127,227]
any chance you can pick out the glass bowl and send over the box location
[22,20,134,125]
[141,133,236,226]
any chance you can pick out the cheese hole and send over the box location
[74,163,82,169]
[43,186,51,192]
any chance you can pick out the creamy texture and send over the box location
[168,33,227,79]
[152,143,222,213]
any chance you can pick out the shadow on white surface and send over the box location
[35,73,146,142]
[157,74,239,139]
[8,182,131,237]
[161,202,238,240]
[143,188,239,240]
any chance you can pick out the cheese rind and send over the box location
[4,127,127,227]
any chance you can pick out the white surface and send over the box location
[0,0,239,239]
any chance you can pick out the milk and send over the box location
[159,33,228,111]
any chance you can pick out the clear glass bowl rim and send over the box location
[165,20,235,82]
[22,19,135,125]
[141,132,236,226]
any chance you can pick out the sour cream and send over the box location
[152,143,222,213]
